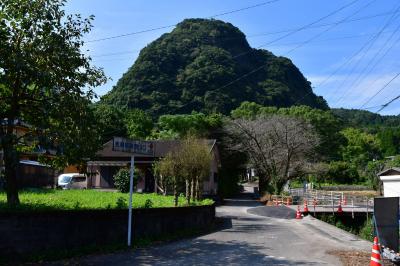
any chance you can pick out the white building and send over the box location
[378,168,400,197]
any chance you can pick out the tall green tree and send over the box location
[0,0,105,206]
[340,128,382,167]
[325,161,360,184]
[154,112,222,139]
[125,109,153,140]
[92,104,127,143]
[377,128,400,156]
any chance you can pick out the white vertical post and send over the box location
[127,155,135,247]
[366,197,369,223]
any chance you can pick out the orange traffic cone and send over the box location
[337,203,343,214]
[303,200,309,213]
[296,206,302,219]
[370,237,382,266]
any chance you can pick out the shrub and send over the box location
[144,199,153,208]
[116,197,127,209]
[359,218,374,241]
[113,168,138,193]
[326,161,360,184]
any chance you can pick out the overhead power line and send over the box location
[291,0,379,106]
[86,0,282,43]
[306,2,400,106]
[334,18,400,105]
[363,72,400,111]
[363,104,385,110]
[206,0,363,93]
[358,34,400,109]
[284,0,375,55]
[377,91,400,113]
[347,18,400,94]
[93,30,397,60]
[249,0,361,51]
[247,10,400,38]
[90,9,398,59]
[95,0,359,64]
[332,6,400,105]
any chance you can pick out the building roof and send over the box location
[377,167,400,176]
[95,138,218,159]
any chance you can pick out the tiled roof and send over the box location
[377,167,400,176]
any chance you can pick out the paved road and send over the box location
[49,191,371,266]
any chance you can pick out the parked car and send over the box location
[57,173,87,189]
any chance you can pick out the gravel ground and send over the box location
[328,250,393,266]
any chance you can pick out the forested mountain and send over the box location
[101,18,328,117]
[332,108,400,128]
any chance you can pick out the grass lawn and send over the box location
[0,189,213,211]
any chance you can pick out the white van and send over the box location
[57,173,87,190]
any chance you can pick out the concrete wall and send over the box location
[0,205,215,258]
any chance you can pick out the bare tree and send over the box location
[225,115,319,194]
[179,136,212,201]
[153,151,182,206]
[152,135,212,205]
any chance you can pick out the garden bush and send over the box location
[113,168,137,193]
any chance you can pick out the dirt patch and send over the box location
[328,250,391,266]
[342,191,379,198]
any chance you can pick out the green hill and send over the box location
[332,108,400,128]
[102,18,328,116]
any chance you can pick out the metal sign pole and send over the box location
[127,155,135,247]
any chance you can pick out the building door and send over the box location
[144,168,155,192]
[99,166,118,188]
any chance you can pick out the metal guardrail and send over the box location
[284,188,374,218]
[289,188,374,207]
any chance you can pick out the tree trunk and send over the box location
[195,177,200,201]
[258,175,269,195]
[173,183,178,207]
[154,176,158,193]
[185,179,190,204]
[3,141,20,206]
[190,178,195,203]
[273,178,286,195]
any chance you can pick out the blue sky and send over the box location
[65,0,400,115]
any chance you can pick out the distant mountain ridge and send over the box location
[102,18,328,116]
[332,108,400,128]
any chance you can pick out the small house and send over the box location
[86,138,220,195]
[378,168,400,197]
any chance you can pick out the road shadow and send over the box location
[247,206,297,220]
[222,192,262,208]
[63,238,321,266]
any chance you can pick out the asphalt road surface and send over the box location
[49,190,371,266]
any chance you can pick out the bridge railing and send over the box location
[288,188,374,210]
